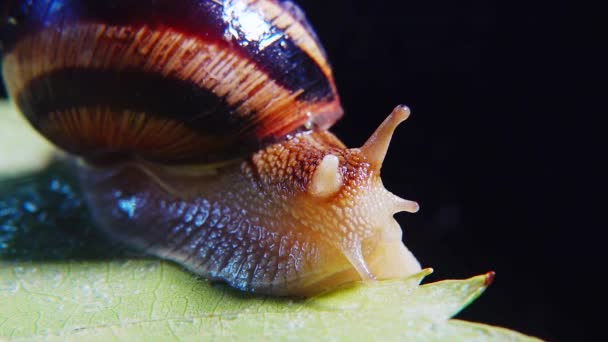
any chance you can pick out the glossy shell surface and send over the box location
[0,0,343,163]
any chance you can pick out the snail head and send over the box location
[253,105,421,293]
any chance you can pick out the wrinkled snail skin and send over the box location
[80,111,421,296]
[1,0,421,296]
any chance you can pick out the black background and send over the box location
[0,1,600,340]
[298,1,599,340]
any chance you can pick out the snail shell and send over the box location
[1,0,342,163]
[1,0,421,296]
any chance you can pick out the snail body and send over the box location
[1,0,421,296]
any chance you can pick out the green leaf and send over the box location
[0,101,541,341]
[0,262,538,341]
[0,102,55,176]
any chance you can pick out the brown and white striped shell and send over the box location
[1,0,342,163]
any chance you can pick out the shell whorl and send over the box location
[0,0,343,163]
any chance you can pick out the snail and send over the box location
[0,0,421,296]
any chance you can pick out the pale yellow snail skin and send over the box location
[78,106,421,296]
